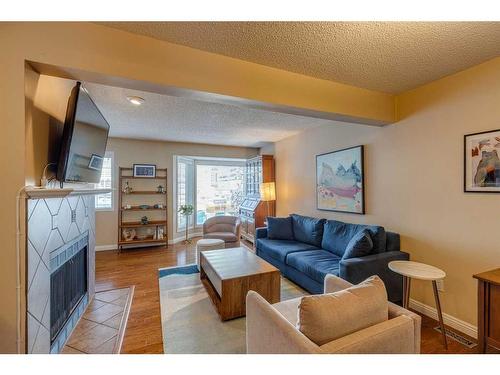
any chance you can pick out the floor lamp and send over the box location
[259,182,276,221]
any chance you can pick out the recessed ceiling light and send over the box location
[126,96,145,106]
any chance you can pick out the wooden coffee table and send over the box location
[200,247,280,321]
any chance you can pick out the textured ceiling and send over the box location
[84,82,338,147]
[99,22,500,94]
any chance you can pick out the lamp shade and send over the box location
[260,182,276,201]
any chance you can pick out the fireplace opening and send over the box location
[50,245,88,343]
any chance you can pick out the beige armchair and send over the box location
[202,215,241,248]
[246,274,421,354]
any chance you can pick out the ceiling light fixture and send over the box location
[127,96,145,106]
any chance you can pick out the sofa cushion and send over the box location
[267,217,294,240]
[297,275,388,345]
[290,214,326,247]
[286,250,341,284]
[256,239,320,263]
[322,220,386,256]
[342,229,373,260]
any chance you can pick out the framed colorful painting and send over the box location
[464,129,500,193]
[316,145,365,214]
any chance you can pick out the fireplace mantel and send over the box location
[25,187,112,199]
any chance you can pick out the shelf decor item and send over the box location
[118,166,168,251]
[123,181,133,194]
[464,129,500,193]
[316,145,365,214]
[133,163,156,178]
[178,204,194,244]
[157,185,166,194]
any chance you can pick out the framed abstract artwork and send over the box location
[316,145,365,214]
[464,129,500,193]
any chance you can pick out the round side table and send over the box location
[196,239,225,269]
[389,260,448,349]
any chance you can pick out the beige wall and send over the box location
[96,138,258,247]
[274,57,500,327]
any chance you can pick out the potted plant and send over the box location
[178,204,194,244]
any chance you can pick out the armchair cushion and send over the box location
[342,229,373,260]
[297,275,388,346]
[257,239,320,263]
[203,232,238,243]
[267,216,294,240]
[290,214,326,247]
[286,250,341,284]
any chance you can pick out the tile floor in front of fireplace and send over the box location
[61,287,133,354]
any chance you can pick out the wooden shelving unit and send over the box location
[118,167,168,251]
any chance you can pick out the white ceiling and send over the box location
[84,82,339,147]
[100,22,500,94]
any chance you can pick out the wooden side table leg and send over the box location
[477,280,486,353]
[432,280,448,349]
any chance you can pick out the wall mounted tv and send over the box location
[57,82,110,186]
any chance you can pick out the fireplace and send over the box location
[50,243,87,343]
[26,193,96,354]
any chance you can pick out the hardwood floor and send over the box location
[95,238,479,354]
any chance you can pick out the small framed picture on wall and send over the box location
[133,164,156,178]
[464,129,500,193]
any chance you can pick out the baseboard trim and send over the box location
[168,232,202,245]
[96,232,203,250]
[95,244,118,252]
[409,298,477,339]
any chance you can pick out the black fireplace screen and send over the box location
[50,246,87,342]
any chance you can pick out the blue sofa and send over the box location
[255,214,409,303]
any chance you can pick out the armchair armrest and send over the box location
[255,227,268,240]
[388,302,422,353]
[339,251,409,303]
[246,291,320,354]
[234,219,241,237]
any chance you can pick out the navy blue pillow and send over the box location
[342,229,373,260]
[290,214,325,247]
[267,217,294,240]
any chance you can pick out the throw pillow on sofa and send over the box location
[267,216,294,240]
[342,229,373,259]
[296,275,388,346]
[321,219,386,257]
[290,214,325,247]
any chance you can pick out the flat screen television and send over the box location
[57,82,110,186]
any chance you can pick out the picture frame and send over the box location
[316,145,365,214]
[133,163,156,178]
[88,154,103,171]
[464,129,500,193]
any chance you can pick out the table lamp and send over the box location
[260,182,276,220]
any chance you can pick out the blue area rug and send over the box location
[158,264,199,278]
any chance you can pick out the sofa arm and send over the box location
[339,251,409,303]
[246,291,320,354]
[255,227,268,240]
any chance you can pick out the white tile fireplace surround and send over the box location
[26,193,97,354]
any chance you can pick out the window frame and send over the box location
[95,151,114,212]
[174,155,246,234]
